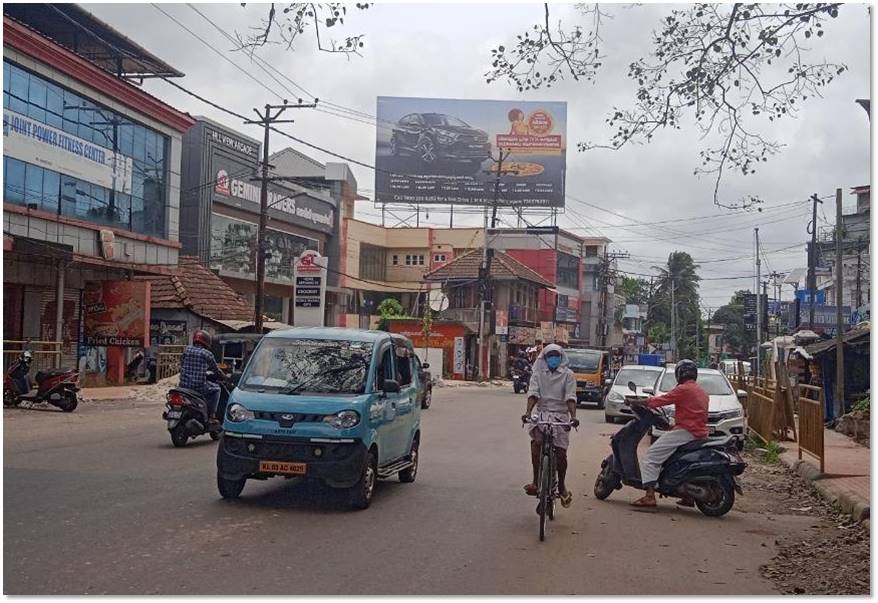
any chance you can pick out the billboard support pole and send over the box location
[807,193,823,329]
[834,187,845,419]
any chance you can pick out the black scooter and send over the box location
[593,381,746,517]
[512,366,531,394]
[163,371,231,448]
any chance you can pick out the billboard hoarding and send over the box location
[375,96,567,208]
[83,281,150,346]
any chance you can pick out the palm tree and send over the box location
[647,252,701,359]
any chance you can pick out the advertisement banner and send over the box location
[83,281,150,346]
[375,97,567,207]
[798,304,853,335]
[495,310,508,336]
[453,336,466,376]
[3,110,133,194]
[293,250,327,326]
[508,325,536,345]
[150,319,188,346]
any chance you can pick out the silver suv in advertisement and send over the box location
[390,113,491,173]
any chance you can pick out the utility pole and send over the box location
[834,187,845,419]
[855,237,864,310]
[807,193,823,329]
[245,100,316,332]
[670,278,677,362]
[755,227,761,377]
[477,148,513,380]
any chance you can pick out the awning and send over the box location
[804,324,870,356]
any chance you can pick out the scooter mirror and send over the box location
[627,381,637,393]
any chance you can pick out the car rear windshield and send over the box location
[615,368,662,387]
[566,350,602,372]
[423,114,469,127]
[658,371,733,395]
[240,338,373,395]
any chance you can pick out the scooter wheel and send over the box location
[59,392,78,413]
[209,431,222,441]
[695,478,736,517]
[170,425,189,448]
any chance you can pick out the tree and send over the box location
[619,276,650,304]
[712,289,751,354]
[487,3,848,208]
[239,3,370,56]
[647,251,701,359]
[648,322,670,347]
[376,297,406,331]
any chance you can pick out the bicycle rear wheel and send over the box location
[538,452,551,541]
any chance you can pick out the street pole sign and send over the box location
[293,250,327,327]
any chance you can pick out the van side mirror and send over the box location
[627,381,637,393]
[737,389,747,399]
[382,379,401,394]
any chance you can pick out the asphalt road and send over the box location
[4,386,809,595]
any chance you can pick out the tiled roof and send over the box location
[424,249,553,287]
[143,256,253,321]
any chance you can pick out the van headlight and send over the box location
[227,403,255,422]
[719,409,743,420]
[608,391,623,402]
[323,410,360,429]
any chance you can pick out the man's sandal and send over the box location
[560,491,573,508]
[630,497,658,508]
[523,483,538,496]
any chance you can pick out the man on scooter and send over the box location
[630,359,708,508]
[179,329,222,426]
[521,344,580,509]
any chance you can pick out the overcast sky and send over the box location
[83,2,872,309]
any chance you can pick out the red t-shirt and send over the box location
[647,380,709,438]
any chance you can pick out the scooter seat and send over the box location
[676,436,735,454]
[35,369,72,383]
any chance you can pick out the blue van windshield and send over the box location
[240,339,373,395]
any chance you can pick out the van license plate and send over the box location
[259,460,306,475]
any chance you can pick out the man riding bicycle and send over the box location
[521,344,579,508]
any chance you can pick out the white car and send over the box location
[650,367,747,450]
[604,365,665,424]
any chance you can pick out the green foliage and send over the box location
[376,298,406,331]
[761,441,782,465]
[853,395,870,414]
[619,276,650,304]
[712,289,751,354]
[648,322,670,345]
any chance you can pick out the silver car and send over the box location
[604,365,665,424]
[650,367,748,450]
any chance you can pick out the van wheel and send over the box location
[349,450,377,510]
[217,475,246,499]
[399,437,419,483]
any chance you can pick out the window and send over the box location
[359,243,387,281]
[392,254,399,266]
[405,254,425,266]
[3,60,170,237]
[376,346,395,391]
[556,252,579,289]
[585,245,599,257]
[395,344,413,386]
[433,253,447,263]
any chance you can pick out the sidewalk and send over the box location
[780,427,870,525]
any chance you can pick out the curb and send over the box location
[783,457,870,524]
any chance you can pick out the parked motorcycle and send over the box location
[592,381,746,517]
[3,351,80,412]
[163,370,232,447]
[512,367,531,394]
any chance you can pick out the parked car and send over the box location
[414,355,433,409]
[650,366,747,450]
[603,364,665,423]
[216,327,421,510]
[566,348,610,408]
[390,113,492,172]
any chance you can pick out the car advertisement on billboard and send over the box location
[375,96,567,208]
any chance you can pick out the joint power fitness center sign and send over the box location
[375,97,567,208]
[293,250,327,327]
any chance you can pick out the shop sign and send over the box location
[150,319,188,346]
[453,336,466,375]
[508,326,535,345]
[207,127,258,159]
[83,281,150,346]
[387,320,465,348]
[495,310,508,335]
[4,109,133,193]
[540,321,554,343]
[294,251,327,326]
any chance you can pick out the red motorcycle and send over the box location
[4,351,80,412]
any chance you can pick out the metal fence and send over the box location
[797,383,826,472]
[3,340,62,374]
[156,345,185,381]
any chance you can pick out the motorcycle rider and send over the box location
[513,350,530,374]
[179,329,222,426]
[521,344,579,509]
[8,350,34,395]
[630,359,708,508]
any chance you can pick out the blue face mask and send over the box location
[545,355,562,370]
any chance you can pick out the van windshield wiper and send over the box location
[280,362,366,395]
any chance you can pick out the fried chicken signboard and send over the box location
[83,281,151,347]
[375,97,567,208]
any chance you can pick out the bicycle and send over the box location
[522,416,577,542]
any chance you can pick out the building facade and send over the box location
[179,118,337,325]
[3,7,193,384]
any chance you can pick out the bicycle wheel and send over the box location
[538,451,551,541]
[547,445,556,521]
